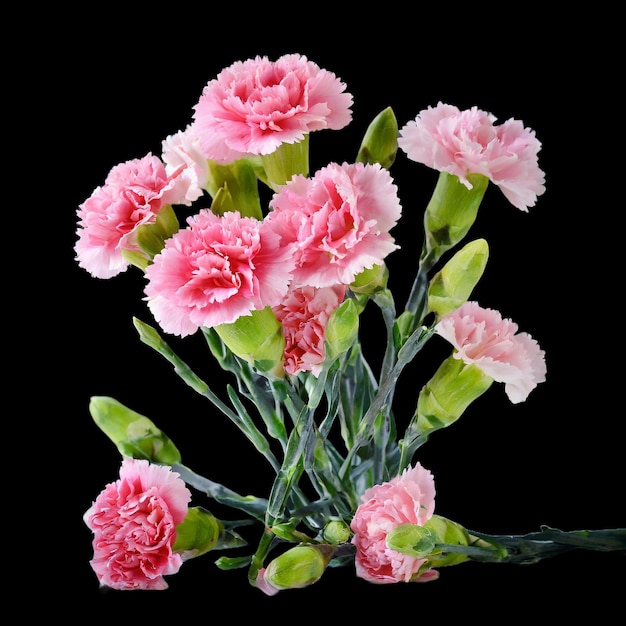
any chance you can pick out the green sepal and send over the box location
[136,204,180,258]
[415,355,494,433]
[260,136,310,191]
[356,107,398,169]
[214,307,286,379]
[422,515,471,567]
[350,263,389,296]
[386,523,436,558]
[205,159,263,219]
[88,396,181,465]
[421,171,489,271]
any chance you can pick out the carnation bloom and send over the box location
[434,301,547,403]
[144,209,296,337]
[273,284,347,377]
[192,53,353,163]
[350,463,438,584]
[83,457,191,591]
[161,125,210,205]
[397,102,545,211]
[267,162,402,288]
[75,153,188,279]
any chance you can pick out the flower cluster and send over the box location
[77,53,624,593]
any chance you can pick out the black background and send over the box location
[38,8,624,620]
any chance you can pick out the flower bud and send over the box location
[173,507,224,560]
[214,306,286,379]
[324,298,359,360]
[323,518,352,544]
[89,396,181,465]
[262,544,334,591]
[414,355,493,435]
[356,107,399,169]
[421,171,489,271]
[427,238,489,317]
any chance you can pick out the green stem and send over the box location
[465,526,626,564]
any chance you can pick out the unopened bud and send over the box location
[356,107,399,169]
[323,519,351,545]
[89,396,181,465]
[428,239,489,317]
[262,544,334,591]
[173,507,224,560]
[415,355,493,434]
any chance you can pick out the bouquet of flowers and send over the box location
[75,53,625,593]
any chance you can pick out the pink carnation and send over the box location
[397,102,545,211]
[434,301,547,403]
[161,125,210,205]
[267,162,401,288]
[144,209,296,337]
[83,457,191,591]
[192,53,353,163]
[273,284,347,377]
[75,153,188,279]
[350,463,438,584]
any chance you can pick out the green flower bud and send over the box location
[322,519,352,545]
[324,298,359,360]
[263,545,334,591]
[205,159,263,219]
[421,171,489,271]
[414,355,493,435]
[356,107,399,169]
[214,307,286,379]
[89,396,181,465]
[173,507,224,559]
[260,136,310,191]
[428,238,489,317]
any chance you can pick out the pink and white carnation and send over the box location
[144,209,296,337]
[192,53,353,163]
[350,463,439,584]
[273,284,347,377]
[435,300,547,403]
[161,125,210,205]
[75,153,188,279]
[397,102,545,211]
[267,162,401,288]
[83,457,192,591]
